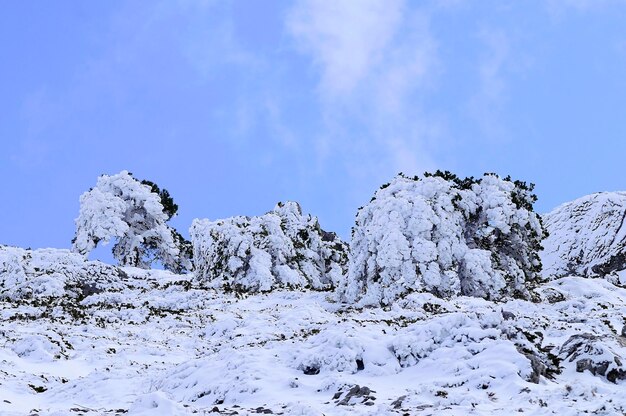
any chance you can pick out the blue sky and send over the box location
[3,0,626,257]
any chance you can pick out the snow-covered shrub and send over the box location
[72,171,191,272]
[294,327,366,375]
[389,309,555,385]
[128,391,189,416]
[190,201,348,293]
[158,350,269,405]
[542,192,626,279]
[340,171,546,305]
[390,312,501,368]
[0,245,126,301]
[9,333,67,362]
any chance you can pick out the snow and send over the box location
[1,246,626,415]
[0,245,126,301]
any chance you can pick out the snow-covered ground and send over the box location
[2,255,625,415]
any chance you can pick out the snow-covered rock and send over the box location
[559,333,626,383]
[190,201,348,293]
[340,172,545,305]
[542,192,626,281]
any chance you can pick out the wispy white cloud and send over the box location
[288,0,404,99]
[264,98,297,149]
[478,30,509,104]
[467,28,511,140]
[13,88,56,167]
[287,0,441,180]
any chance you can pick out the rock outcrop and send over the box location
[542,192,626,281]
[559,333,626,383]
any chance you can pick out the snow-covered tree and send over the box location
[190,201,348,293]
[339,171,546,305]
[72,171,191,272]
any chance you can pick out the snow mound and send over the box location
[391,312,501,368]
[340,172,545,305]
[190,201,348,293]
[542,191,626,280]
[293,325,368,375]
[0,245,126,301]
[128,391,189,416]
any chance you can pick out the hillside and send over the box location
[2,179,626,415]
[1,243,626,415]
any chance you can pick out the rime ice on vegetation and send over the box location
[72,170,189,272]
[190,201,348,293]
[340,172,545,305]
[0,245,125,301]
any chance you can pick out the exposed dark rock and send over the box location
[501,310,516,320]
[523,351,547,384]
[591,252,626,276]
[80,282,104,298]
[335,385,376,406]
[540,288,566,304]
[390,395,407,409]
[503,326,561,383]
[302,366,320,375]
[320,230,337,242]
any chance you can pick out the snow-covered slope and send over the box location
[542,192,626,282]
[1,247,626,415]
